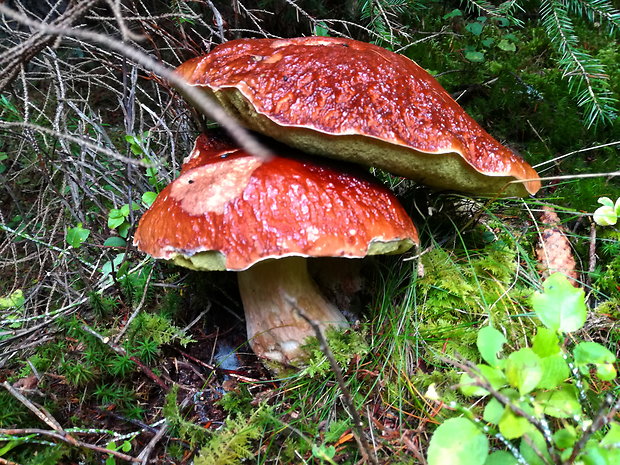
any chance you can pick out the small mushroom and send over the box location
[177,36,540,197]
[133,133,418,365]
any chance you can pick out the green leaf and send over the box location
[427,418,489,465]
[0,289,24,309]
[531,273,587,333]
[537,354,569,390]
[478,326,506,367]
[103,237,127,248]
[520,430,551,465]
[582,445,607,465]
[553,427,577,449]
[532,327,561,357]
[120,204,130,217]
[483,397,504,425]
[460,364,506,397]
[499,408,530,439]
[593,204,618,226]
[466,22,484,36]
[66,223,90,248]
[484,451,517,465]
[574,342,617,381]
[443,9,462,19]
[313,21,330,37]
[108,216,125,230]
[465,50,485,62]
[536,385,581,418]
[497,39,516,52]
[141,191,157,207]
[505,348,542,395]
[0,152,7,174]
[601,422,620,447]
[312,444,336,460]
[598,197,614,208]
[118,222,131,239]
[481,38,495,47]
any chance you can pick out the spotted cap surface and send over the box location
[177,37,540,197]
[133,133,419,271]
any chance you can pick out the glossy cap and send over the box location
[177,37,540,197]
[133,133,419,271]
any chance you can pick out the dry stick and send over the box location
[136,422,168,465]
[0,121,151,167]
[114,266,154,343]
[586,220,597,291]
[0,428,139,463]
[81,324,169,392]
[0,4,272,162]
[1,381,67,435]
[286,297,380,465]
[0,0,102,90]
[568,395,620,462]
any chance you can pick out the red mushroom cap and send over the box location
[177,37,540,197]
[133,133,418,271]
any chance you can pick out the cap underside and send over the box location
[168,236,416,272]
[208,87,535,197]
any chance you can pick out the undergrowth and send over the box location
[0,1,618,463]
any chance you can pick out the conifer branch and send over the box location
[568,0,620,33]
[540,0,618,127]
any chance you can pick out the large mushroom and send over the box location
[133,133,418,365]
[176,36,540,197]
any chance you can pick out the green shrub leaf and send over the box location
[536,385,581,418]
[478,326,506,367]
[520,430,550,465]
[553,427,577,449]
[505,348,542,395]
[427,417,489,465]
[66,223,90,248]
[484,450,517,465]
[499,408,530,439]
[483,397,504,425]
[537,354,569,390]
[103,237,127,248]
[461,364,506,397]
[141,191,157,207]
[532,327,561,357]
[531,273,587,333]
[574,342,617,381]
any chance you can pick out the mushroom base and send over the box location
[237,256,350,366]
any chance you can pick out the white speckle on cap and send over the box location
[171,157,262,215]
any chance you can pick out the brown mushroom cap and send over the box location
[133,132,418,365]
[134,132,418,271]
[177,36,540,197]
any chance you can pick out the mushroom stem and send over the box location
[237,256,350,365]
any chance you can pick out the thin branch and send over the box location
[0,4,272,161]
[0,428,139,463]
[287,297,380,465]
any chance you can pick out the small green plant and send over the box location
[108,202,140,238]
[104,439,133,465]
[66,223,90,248]
[593,197,620,226]
[427,273,619,465]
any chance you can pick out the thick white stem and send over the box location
[237,256,349,365]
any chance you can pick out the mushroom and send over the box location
[176,36,540,197]
[133,132,418,365]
